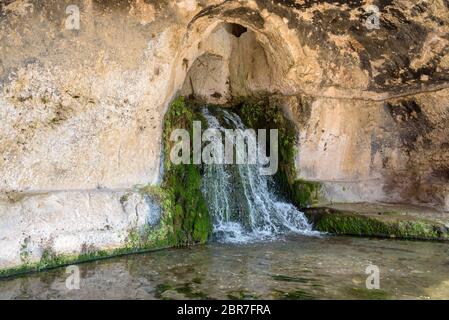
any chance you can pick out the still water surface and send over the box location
[1,235,448,300]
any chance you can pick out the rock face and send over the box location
[0,0,448,270]
[0,190,152,269]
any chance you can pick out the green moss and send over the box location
[0,244,168,279]
[235,99,321,208]
[305,208,449,240]
[289,179,320,208]
[119,193,129,204]
[344,287,391,300]
[159,97,211,246]
[131,97,212,247]
[174,283,209,299]
[237,100,297,178]
[0,215,180,278]
[272,289,316,300]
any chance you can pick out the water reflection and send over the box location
[1,236,448,300]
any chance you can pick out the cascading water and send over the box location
[201,107,318,243]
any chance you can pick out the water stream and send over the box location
[201,107,317,243]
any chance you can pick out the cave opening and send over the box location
[225,23,248,38]
[167,20,319,243]
[180,21,276,105]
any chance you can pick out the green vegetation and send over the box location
[119,193,129,204]
[305,208,449,240]
[288,179,321,208]
[120,97,212,249]
[343,287,391,300]
[159,97,211,245]
[0,244,167,278]
[235,99,320,208]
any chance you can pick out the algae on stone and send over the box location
[127,97,212,247]
[159,97,211,246]
[305,207,449,241]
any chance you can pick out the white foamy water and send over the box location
[201,107,319,243]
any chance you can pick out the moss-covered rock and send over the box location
[134,97,212,247]
[305,207,449,241]
[158,97,211,246]
[235,99,321,208]
[0,242,168,279]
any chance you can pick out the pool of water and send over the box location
[1,235,448,300]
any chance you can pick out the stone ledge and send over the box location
[305,204,449,241]
[0,189,158,273]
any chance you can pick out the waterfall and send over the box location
[201,107,318,243]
